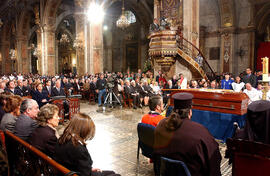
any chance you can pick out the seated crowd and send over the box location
[0,67,270,175]
[0,67,269,110]
[0,97,120,176]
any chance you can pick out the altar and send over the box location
[165,89,249,141]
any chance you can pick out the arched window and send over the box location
[124,11,136,24]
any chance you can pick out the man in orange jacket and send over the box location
[141,96,165,127]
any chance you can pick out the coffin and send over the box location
[166,89,249,115]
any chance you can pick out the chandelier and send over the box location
[60,34,70,45]
[73,36,84,50]
[116,0,130,29]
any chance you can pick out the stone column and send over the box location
[36,29,43,74]
[16,36,29,73]
[154,0,160,20]
[249,29,255,69]
[84,18,89,74]
[75,14,86,75]
[220,30,236,73]
[89,23,103,74]
[248,5,255,69]
[103,28,113,72]
[183,0,199,48]
[43,25,56,76]
[199,26,207,55]
[0,41,9,74]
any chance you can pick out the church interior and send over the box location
[0,0,270,76]
[1,0,270,176]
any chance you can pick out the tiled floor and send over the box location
[77,101,232,176]
[0,101,232,175]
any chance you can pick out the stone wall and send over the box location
[199,0,252,75]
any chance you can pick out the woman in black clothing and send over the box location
[54,113,120,176]
[29,104,59,156]
[32,83,50,108]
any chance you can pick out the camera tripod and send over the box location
[103,88,122,109]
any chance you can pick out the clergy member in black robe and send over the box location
[234,100,270,144]
[154,93,221,176]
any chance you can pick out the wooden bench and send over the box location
[89,90,96,103]
[52,99,65,123]
[0,130,8,175]
[68,96,80,120]
[3,130,77,176]
[226,138,270,176]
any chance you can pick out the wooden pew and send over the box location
[0,130,8,176]
[226,138,270,176]
[4,130,77,176]
[122,92,133,108]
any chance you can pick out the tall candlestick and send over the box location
[262,57,269,81]
[261,57,269,100]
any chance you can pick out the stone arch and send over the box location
[256,2,270,35]
[218,0,236,28]
[103,0,153,31]
[55,9,75,31]
[43,0,63,28]
[102,0,153,72]
[28,25,39,40]
[0,22,11,74]
[16,8,36,73]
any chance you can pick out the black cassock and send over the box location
[154,118,221,176]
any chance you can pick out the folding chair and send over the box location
[137,123,155,160]
[159,157,191,176]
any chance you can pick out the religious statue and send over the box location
[9,49,16,60]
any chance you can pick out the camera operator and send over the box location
[112,79,123,105]
[96,74,107,107]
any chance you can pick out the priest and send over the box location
[154,93,221,176]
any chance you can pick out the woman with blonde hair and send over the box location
[29,104,59,156]
[0,95,22,132]
[54,113,120,176]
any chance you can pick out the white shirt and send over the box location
[17,75,23,80]
[152,85,161,95]
[243,88,261,104]
[179,78,187,89]
[232,82,245,92]
[9,75,14,80]
[267,91,270,101]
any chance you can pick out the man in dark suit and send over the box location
[51,80,66,97]
[51,79,69,120]
[15,79,24,97]
[22,79,31,96]
[5,80,16,94]
[14,99,39,141]
[149,18,160,33]
[43,80,52,97]
[124,80,141,109]
[242,68,257,88]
